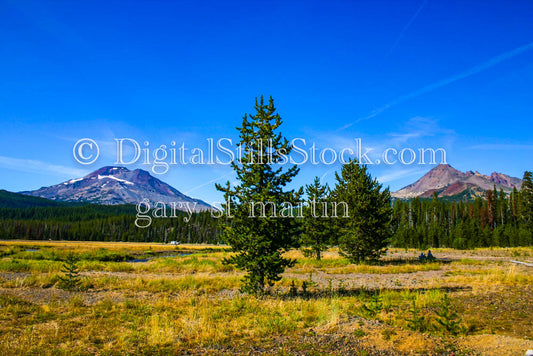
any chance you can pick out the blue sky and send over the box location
[1,0,532,205]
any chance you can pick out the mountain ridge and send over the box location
[20,166,214,211]
[392,164,522,200]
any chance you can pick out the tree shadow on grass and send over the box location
[275,285,471,300]
[375,257,454,266]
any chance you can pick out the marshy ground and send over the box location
[0,241,531,355]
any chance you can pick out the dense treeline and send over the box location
[0,205,221,244]
[390,172,533,249]
[1,172,532,249]
[0,204,136,221]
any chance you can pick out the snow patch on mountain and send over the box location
[97,175,134,185]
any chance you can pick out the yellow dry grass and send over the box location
[0,241,532,355]
[0,239,229,252]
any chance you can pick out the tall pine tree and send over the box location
[331,159,392,262]
[300,177,333,260]
[216,96,302,294]
[518,171,533,245]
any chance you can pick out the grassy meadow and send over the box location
[0,241,532,355]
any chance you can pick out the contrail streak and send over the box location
[385,0,428,57]
[338,41,533,132]
[184,171,233,195]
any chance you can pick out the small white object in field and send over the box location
[511,260,533,267]
[525,350,533,356]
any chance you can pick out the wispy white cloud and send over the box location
[387,117,455,144]
[0,156,88,178]
[320,167,339,182]
[58,135,118,161]
[303,117,454,168]
[183,171,233,195]
[377,167,426,184]
[338,41,533,131]
[305,132,363,153]
[468,144,533,150]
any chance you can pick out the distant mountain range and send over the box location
[9,164,524,209]
[392,164,522,200]
[20,166,214,211]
